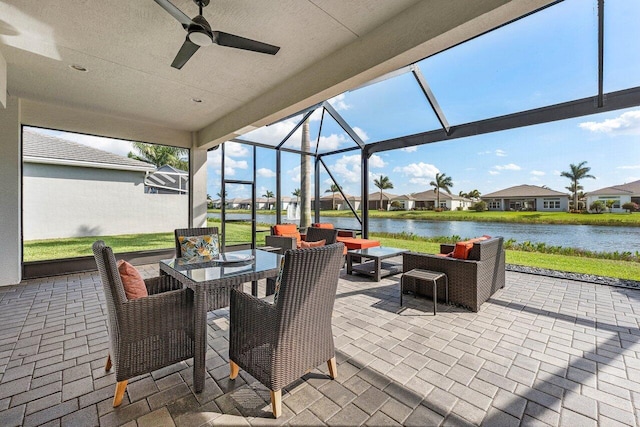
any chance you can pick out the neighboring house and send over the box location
[22,130,188,240]
[368,191,399,210]
[398,190,472,211]
[481,184,569,211]
[145,164,188,194]
[585,180,640,212]
[312,193,361,211]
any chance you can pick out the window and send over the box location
[543,199,561,209]
[488,201,501,209]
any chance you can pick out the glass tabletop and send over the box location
[160,249,281,283]
[348,246,408,258]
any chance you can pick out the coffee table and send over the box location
[346,247,409,281]
[160,249,281,393]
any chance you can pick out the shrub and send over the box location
[590,200,605,213]
[456,206,463,211]
[472,201,487,212]
[622,202,639,213]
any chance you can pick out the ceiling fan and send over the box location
[154,0,281,69]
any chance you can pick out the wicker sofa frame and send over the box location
[92,241,195,407]
[402,237,505,312]
[265,226,338,254]
[229,243,344,418]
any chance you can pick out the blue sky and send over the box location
[32,0,640,202]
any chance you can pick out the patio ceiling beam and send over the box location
[318,157,361,224]
[322,102,365,149]
[365,86,640,155]
[597,0,604,108]
[317,145,361,159]
[411,65,451,134]
[229,138,310,156]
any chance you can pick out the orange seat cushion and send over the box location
[338,237,380,250]
[116,260,148,300]
[273,224,301,243]
[300,239,325,249]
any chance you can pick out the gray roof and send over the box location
[368,191,399,201]
[482,184,568,199]
[588,180,640,196]
[23,129,155,171]
[407,189,470,201]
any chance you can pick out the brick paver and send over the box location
[1,266,639,426]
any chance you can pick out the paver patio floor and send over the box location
[1,265,639,426]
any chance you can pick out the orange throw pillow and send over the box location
[300,239,326,249]
[452,241,474,260]
[312,223,334,229]
[116,260,148,300]
[273,224,301,243]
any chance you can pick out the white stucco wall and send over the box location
[23,163,188,240]
[586,194,632,213]
[535,197,569,212]
[0,96,21,285]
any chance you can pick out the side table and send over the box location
[401,269,448,315]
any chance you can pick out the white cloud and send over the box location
[489,170,500,176]
[618,165,640,170]
[530,176,540,182]
[477,150,492,155]
[369,154,386,168]
[239,118,302,145]
[400,146,418,153]
[333,155,362,183]
[327,93,350,111]
[579,110,640,134]
[495,149,507,157]
[393,162,440,180]
[494,163,521,171]
[353,127,369,142]
[409,178,431,186]
[257,168,276,178]
[207,149,247,176]
[530,170,546,176]
[224,141,250,157]
[318,133,348,151]
[553,170,562,176]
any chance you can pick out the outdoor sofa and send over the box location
[402,236,505,312]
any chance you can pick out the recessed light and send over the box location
[69,64,88,72]
[191,98,203,103]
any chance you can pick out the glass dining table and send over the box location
[159,248,282,393]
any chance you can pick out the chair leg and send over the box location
[105,354,112,372]
[230,360,239,380]
[270,389,282,418]
[113,380,128,407]
[327,357,337,379]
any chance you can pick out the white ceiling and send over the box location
[0,0,555,148]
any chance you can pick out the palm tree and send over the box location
[325,184,342,210]
[292,188,301,204]
[300,119,312,227]
[429,173,453,210]
[467,189,481,199]
[561,161,595,211]
[262,190,274,210]
[128,142,188,170]
[373,175,394,210]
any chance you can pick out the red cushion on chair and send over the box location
[116,260,148,300]
[452,241,474,260]
[300,239,326,249]
[273,224,301,243]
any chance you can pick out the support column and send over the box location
[190,138,208,228]
[0,96,21,286]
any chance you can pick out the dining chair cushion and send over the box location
[300,239,326,249]
[116,260,148,300]
[178,234,220,258]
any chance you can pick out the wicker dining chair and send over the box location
[228,242,345,418]
[92,241,195,407]
[174,227,220,257]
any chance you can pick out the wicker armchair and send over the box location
[265,226,338,254]
[174,227,220,256]
[92,241,195,407]
[402,237,505,312]
[229,243,344,418]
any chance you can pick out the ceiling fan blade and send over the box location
[154,0,193,29]
[171,39,200,69]
[213,31,280,55]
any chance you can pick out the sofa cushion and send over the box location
[452,241,474,259]
[300,239,325,249]
[178,234,219,258]
[337,237,380,250]
[312,223,334,229]
[273,224,301,243]
[116,260,148,300]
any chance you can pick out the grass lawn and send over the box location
[24,221,640,281]
[208,209,640,227]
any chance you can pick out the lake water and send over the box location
[210,213,640,253]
